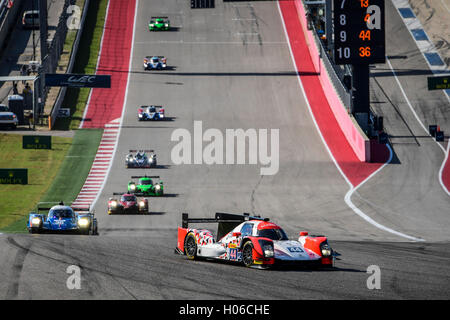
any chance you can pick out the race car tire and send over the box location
[30,227,40,234]
[88,223,95,235]
[184,233,197,260]
[242,241,254,268]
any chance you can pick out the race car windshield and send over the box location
[149,107,156,112]
[152,58,159,62]
[50,209,73,219]
[121,195,136,201]
[140,179,153,185]
[257,228,289,241]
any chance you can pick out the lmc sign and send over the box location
[45,74,111,88]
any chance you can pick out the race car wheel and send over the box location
[88,223,95,235]
[30,227,40,234]
[242,241,254,268]
[184,233,197,260]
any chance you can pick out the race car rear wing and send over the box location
[182,212,268,241]
[150,16,168,19]
[35,202,93,214]
[131,175,160,179]
[129,149,154,153]
[36,202,72,211]
[139,105,163,110]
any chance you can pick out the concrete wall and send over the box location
[293,0,370,162]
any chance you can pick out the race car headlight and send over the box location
[320,242,332,257]
[259,240,274,258]
[110,200,117,207]
[150,24,154,27]
[155,184,161,190]
[78,218,89,228]
[139,201,145,207]
[31,217,41,226]
[165,23,168,27]
[130,185,136,190]
[263,245,274,258]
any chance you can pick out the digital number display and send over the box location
[333,0,385,65]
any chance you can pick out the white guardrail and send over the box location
[49,0,90,128]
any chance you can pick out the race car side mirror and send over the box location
[232,232,241,237]
[299,231,308,236]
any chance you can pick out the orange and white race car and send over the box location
[175,212,335,269]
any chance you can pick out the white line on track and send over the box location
[134,41,286,45]
[344,145,424,241]
[277,2,424,241]
[441,0,450,13]
[386,57,450,196]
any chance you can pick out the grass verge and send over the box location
[0,134,72,231]
[53,0,109,130]
[1,129,103,233]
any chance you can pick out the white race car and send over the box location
[138,105,165,121]
[176,212,335,269]
[125,150,157,168]
[143,56,167,70]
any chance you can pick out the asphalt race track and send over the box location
[0,0,449,299]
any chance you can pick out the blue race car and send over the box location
[27,202,98,235]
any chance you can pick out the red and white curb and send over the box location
[71,119,120,209]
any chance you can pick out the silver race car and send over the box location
[143,56,167,70]
[126,150,157,168]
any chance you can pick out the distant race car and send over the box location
[27,202,98,235]
[138,105,165,121]
[149,16,170,31]
[108,193,149,214]
[126,149,157,168]
[128,175,164,196]
[143,56,167,70]
[175,212,336,269]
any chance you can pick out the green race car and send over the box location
[128,175,164,196]
[149,16,170,31]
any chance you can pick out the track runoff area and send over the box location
[1,0,450,311]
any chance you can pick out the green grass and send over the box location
[1,129,103,233]
[0,134,72,231]
[41,129,103,203]
[53,0,109,130]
